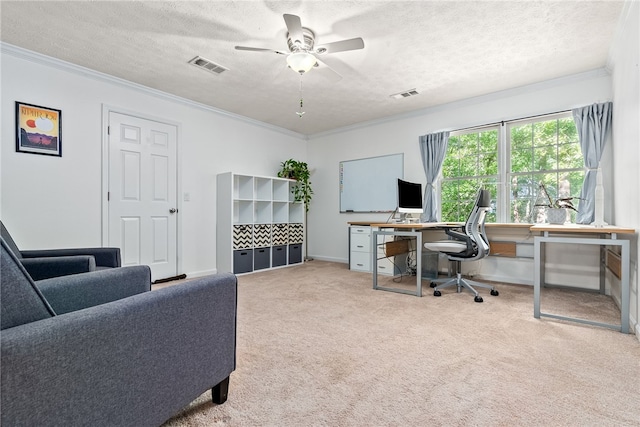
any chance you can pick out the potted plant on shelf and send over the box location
[277,159,313,211]
[534,183,581,224]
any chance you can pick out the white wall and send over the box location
[1,46,306,277]
[608,0,640,337]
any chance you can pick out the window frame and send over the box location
[439,124,501,222]
[439,111,584,223]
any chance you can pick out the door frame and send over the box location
[100,104,183,276]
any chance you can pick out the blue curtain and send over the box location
[419,131,449,222]
[573,102,613,224]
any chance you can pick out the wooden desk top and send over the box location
[530,224,636,234]
[366,222,462,229]
[349,221,532,230]
[348,221,635,234]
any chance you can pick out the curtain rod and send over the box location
[450,109,572,134]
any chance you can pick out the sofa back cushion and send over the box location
[1,221,23,259]
[1,238,55,330]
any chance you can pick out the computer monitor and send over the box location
[397,179,424,214]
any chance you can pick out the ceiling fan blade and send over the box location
[283,14,304,48]
[235,46,287,55]
[313,58,342,82]
[314,37,365,54]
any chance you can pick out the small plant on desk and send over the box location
[534,183,582,224]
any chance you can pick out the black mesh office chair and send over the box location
[424,189,499,303]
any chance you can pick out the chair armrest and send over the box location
[36,265,152,314]
[21,247,121,268]
[20,256,96,281]
[444,228,475,257]
[1,273,237,427]
[444,228,468,241]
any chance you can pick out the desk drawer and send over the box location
[350,251,371,271]
[376,257,399,276]
[350,226,371,235]
[350,233,371,252]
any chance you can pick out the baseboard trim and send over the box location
[186,269,218,278]
[152,274,187,284]
[308,255,348,264]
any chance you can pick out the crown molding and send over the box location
[308,68,611,140]
[1,42,307,141]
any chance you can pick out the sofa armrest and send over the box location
[1,273,237,427]
[21,247,121,268]
[36,265,152,314]
[20,255,96,281]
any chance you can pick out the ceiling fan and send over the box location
[235,14,365,81]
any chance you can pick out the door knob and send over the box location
[169,208,177,214]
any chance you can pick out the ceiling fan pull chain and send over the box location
[297,75,305,118]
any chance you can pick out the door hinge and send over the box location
[107,125,110,135]
[107,191,110,201]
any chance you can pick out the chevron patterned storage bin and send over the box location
[253,224,272,248]
[289,223,304,244]
[233,225,253,249]
[272,223,289,246]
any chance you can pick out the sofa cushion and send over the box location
[1,239,55,330]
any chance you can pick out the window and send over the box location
[507,115,583,223]
[440,112,584,223]
[441,128,499,222]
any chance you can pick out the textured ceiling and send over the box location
[0,1,625,136]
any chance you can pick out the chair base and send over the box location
[430,272,498,303]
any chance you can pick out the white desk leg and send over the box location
[416,232,422,297]
[372,231,379,291]
[534,237,541,318]
[372,229,422,297]
[599,244,606,294]
[621,240,630,334]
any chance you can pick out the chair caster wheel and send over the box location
[490,289,499,296]
[430,282,437,288]
[434,290,442,297]
[474,296,483,303]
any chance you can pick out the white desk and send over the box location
[354,221,635,333]
[356,222,530,297]
[531,224,635,333]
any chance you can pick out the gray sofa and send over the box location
[1,220,121,280]
[1,238,237,426]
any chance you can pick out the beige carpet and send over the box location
[162,261,640,426]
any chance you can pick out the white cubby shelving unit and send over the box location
[217,172,305,274]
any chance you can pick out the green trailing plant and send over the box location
[277,159,313,212]
[534,183,581,212]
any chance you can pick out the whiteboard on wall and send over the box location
[339,153,404,212]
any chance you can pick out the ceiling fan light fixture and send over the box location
[286,52,317,74]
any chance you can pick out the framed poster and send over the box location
[15,101,62,157]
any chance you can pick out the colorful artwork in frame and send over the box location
[15,101,62,157]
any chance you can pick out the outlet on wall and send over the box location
[183,192,190,202]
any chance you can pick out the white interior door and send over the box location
[107,111,178,281]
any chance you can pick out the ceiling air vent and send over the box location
[188,56,228,74]
[390,89,419,99]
